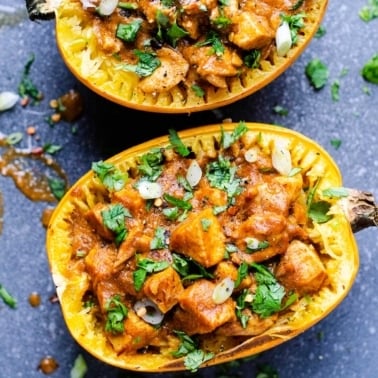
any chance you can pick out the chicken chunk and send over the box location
[229,12,275,50]
[143,267,184,313]
[85,203,115,241]
[172,279,236,335]
[275,240,327,295]
[138,48,189,93]
[107,310,160,353]
[170,208,225,267]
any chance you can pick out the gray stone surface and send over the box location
[0,1,377,377]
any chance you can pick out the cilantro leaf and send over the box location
[221,122,248,149]
[322,187,349,198]
[101,203,131,245]
[105,294,128,334]
[250,263,285,318]
[119,50,161,77]
[168,129,190,157]
[305,58,329,89]
[308,200,332,223]
[116,19,142,43]
[184,349,214,372]
[361,54,378,84]
[133,256,170,291]
[92,161,127,191]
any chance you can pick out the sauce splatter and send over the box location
[38,356,59,374]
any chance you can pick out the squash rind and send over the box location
[46,123,359,371]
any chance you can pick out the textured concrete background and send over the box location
[0,1,377,377]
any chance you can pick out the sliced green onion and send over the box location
[134,298,164,325]
[276,21,292,57]
[97,0,118,16]
[0,91,19,112]
[212,277,234,304]
[138,181,163,199]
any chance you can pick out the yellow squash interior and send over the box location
[53,0,328,113]
[46,123,359,372]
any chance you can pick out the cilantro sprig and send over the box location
[168,129,190,157]
[104,294,128,334]
[172,331,214,372]
[92,161,128,191]
[101,203,131,245]
[133,256,170,291]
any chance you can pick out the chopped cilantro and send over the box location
[133,256,170,291]
[116,20,142,43]
[256,363,279,378]
[196,30,224,56]
[273,105,289,116]
[172,331,214,372]
[250,263,285,318]
[92,161,128,191]
[137,148,164,181]
[48,177,67,200]
[18,54,42,103]
[330,139,342,149]
[191,84,205,97]
[200,218,212,231]
[243,49,261,69]
[43,143,62,154]
[206,155,243,200]
[118,50,161,77]
[305,58,329,89]
[221,122,248,149]
[359,0,378,22]
[101,203,131,245]
[308,201,332,223]
[314,25,326,38]
[168,129,190,157]
[280,12,305,44]
[104,294,128,334]
[150,226,168,249]
[331,79,340,101]
[361,54,378,84]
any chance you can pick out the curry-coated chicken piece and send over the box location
[170,208,225,267]
[172,279,236,335]
[138,47,189,93]
[143,267,184,313]
[229,11,275,50]
[107,310,160,353]
[275,240,328,295]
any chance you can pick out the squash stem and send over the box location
[25,0,55,21]
[341,189,378,233]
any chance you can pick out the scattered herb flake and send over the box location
[305,58,329,89]
[331,79,340,101]
[330,139,342,149]
[361,54,378,84]
[314,25,326,38]
[168,129,190,157]
[70,354,88,378]
[0,284,17,309]
[48,177,66,200]
[359,0,378,22]
[273,105,289,116]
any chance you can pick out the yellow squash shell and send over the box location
[52,0,328,113]
[46,123,359,372]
